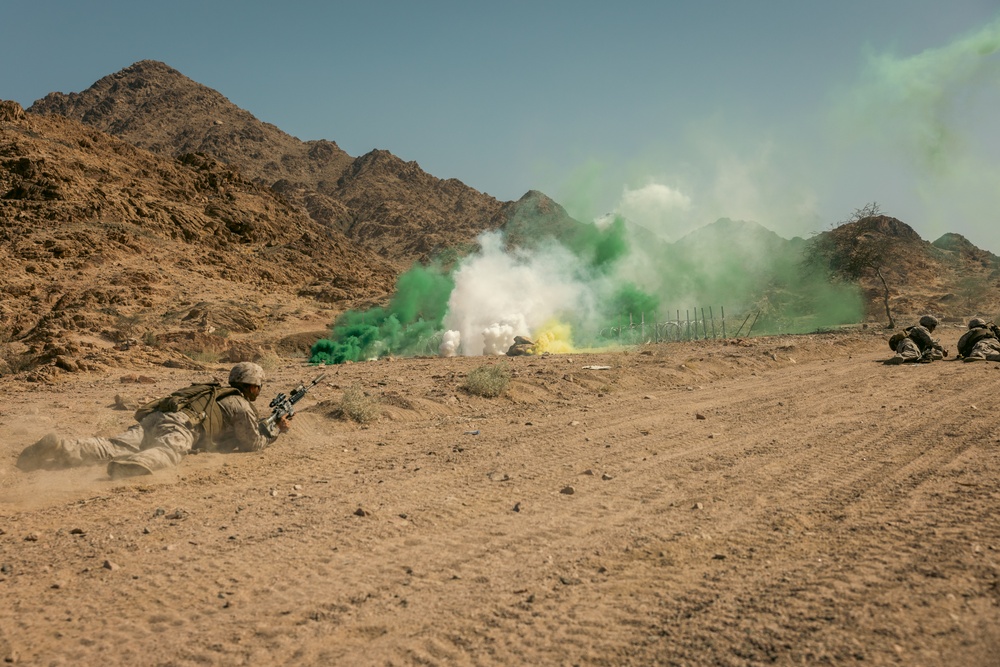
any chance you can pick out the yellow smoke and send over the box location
[532,321,576,354]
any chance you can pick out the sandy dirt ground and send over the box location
[1,327,998,666]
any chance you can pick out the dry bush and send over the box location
[0,345,35,375]
[111,313,143,343]
[256,351,282,372]
[183,349,221,364]
[0,342,37,375]
[464,363,511,398]
[142,331,161,347]
[339,384,381,424]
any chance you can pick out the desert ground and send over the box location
[1,326,998,666]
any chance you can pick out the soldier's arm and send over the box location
[220,396,277,452]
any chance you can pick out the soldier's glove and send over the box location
[277,414,292,433]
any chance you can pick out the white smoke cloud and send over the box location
[442,231,595,356]
[439,329,461,357]
[481,320,521,356]
[613,182,692,239]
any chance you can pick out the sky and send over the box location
[3,1,999,251]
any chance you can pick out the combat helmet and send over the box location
[228,362,266,387]
[918,315,939,329]
[968,317,987,330]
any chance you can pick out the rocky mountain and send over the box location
[3,61,999,379]
[932,232,1000,269]
[28,60,519,267]
[808,215,1000,322]
[1,62,588,378]
[0,99,398,378]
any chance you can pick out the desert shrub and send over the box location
[464,363,511,398]
[183,349,221,364]
[111,313,143,342]
[142,331,161,347]
[0,345,35,375]
[340,384,381,424]
[256,351,281,372]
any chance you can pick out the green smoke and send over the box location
[310,264,454,364]
[565,214,631,272]
[596,218,866,336]
[605,282,660,319]
[560,214,664,342]
[842,17,1000,172]
[311,206,868,364]
[828,14,1000,252]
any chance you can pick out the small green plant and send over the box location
[464,363,512,398]
[340,384,381,424]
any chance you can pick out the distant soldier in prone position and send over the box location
[956,317,1000,362]
[16,362,291,479]
[885,315,948,364]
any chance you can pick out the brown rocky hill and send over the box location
[932,232,1000,269]
[5,59,999,381]
[0,100,397,379]
[28,60,512,267]
[812,215,1000,323]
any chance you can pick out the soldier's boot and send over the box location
[885,354,905,365]
[986,352,1000,362]
[16,433,62,471]
[107,460,153,480]
[963,353,986,362]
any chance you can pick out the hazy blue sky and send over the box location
[3,1,999,250]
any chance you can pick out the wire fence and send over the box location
[601,307,761,345]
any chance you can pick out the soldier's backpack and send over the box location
[887,327,913,351]
[957,326,998,357]
[134,383,242,441]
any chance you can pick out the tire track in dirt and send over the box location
[203,356,843,662]
[543,357,1000,664]
[335,353,999,665]
[284,354,1000,664]
[100,371,732,663]
[4,336,999,665]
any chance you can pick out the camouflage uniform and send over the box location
[17,363,278,478]
[957,318,1000,362]
[886,315,946,364]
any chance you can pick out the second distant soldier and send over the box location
[957,317,1000,362]
[886,315,948,364]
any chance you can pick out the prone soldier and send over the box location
[886,315,948,364]
[17,362,292,478]
[957,317,1000,362]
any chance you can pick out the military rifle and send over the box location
[264,372,327,436]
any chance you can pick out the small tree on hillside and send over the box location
[806,202,897,328]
